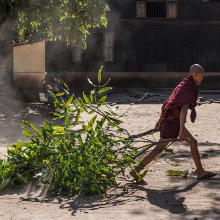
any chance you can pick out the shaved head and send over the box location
[189,64,205,86]
[189,64,205,75]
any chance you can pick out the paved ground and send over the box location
[0,69,219,219]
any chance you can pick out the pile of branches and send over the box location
[0,67,158,196]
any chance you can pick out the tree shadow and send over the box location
[59,184,137,215]
[182,208,220,220]
[10,183,138,215]
[61,178,220,216]
[171,145,220,160]
[201,177,220,190]
[5,177,219,218]
[56,180,201,216]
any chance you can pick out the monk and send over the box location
[130,64,216,184]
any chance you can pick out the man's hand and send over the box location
[178,128,185,141]
[197,100,202,106]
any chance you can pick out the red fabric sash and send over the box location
[160,75,198,125]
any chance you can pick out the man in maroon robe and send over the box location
[130,64,216,184]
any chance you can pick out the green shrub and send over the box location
[0,67,137,196]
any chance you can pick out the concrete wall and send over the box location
[13,41,46,89]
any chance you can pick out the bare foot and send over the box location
[129,170,147,185]
[197,170,217,180]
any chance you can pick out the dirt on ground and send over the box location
[0,80,219,220]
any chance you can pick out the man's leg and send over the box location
[130,139,171,181]
[184,128,216,179]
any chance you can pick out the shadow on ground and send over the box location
[63,177,220,218]
[169,141,220,161]
[13,177,219,219]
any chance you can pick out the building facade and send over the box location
[78,0,220,72]
[12,0,220,89]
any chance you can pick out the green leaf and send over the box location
[0,178,10,191]
[90,90,95,103]
[53,126,65,135]
[83,92,90,104]
[88,109,95,114]
[48,91,58,102]
[165,148,175,156]
[23,153,29,160]
[65,114,71,126]
[63,83,69,90]
[64,95,74,109]
[52,112,63,117]
[73,110,81,126]
[166,170,188,178]
[98,96,107,106]
[17,174,28,184]
[98,65,104,83]
[105,114,122,124]
[138,170,148,180]
[98,87,112,94]
[88,115,98,128]
[99,117,107,128]
[22,130,34,139]
[23,121,41,136]
[56,92,65,97]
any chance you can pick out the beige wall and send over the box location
[13,41,46,89]
[13,72,45,89]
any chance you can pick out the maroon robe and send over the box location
[159,75,198,139]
